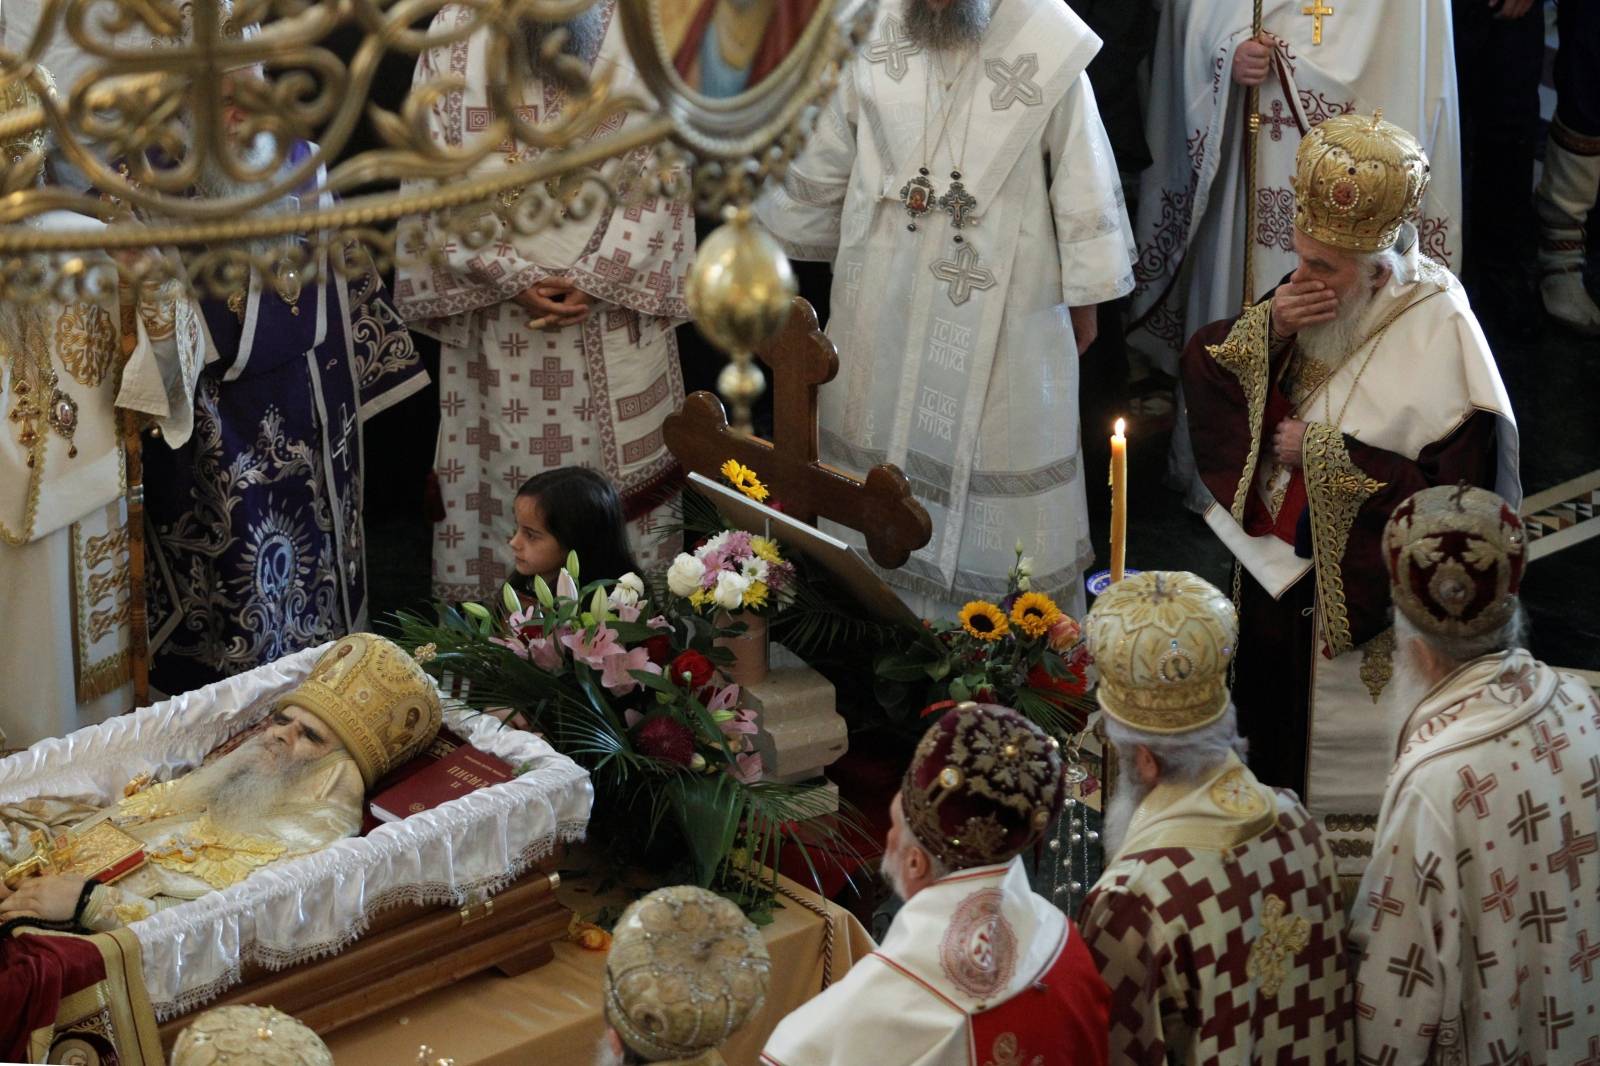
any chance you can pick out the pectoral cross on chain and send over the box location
[939,181,977,230]
[1302,0,1333,45]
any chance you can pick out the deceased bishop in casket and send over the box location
[0,634,591,1062]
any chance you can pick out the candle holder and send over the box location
[1086,568,1144,599]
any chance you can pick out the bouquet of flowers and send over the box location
[873,546,1093,738]
[665,529,799,616]
[395,552,851,915]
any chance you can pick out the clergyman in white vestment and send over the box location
[395,2,694,601]
[757,0,1134,619]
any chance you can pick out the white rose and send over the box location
[666,555,706,598]
[739,557,770,583]
[702,531,730,555]
[711,570,751,610]
[1018,556,1034,578]
[609,571,645,608]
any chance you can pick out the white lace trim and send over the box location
[0,643,594,1019]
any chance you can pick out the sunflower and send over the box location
[958,601,1009,641]
[1009,592,1062,639]
[720,459,770,502]
[750,535,783,565]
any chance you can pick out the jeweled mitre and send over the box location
[1086,571,1237,734]
[278,634,442,788]
[1383,485,1526,640]
[1292,112,1429,253]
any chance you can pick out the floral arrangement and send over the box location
[665,529,798,616]
[874,547,1093,738]
[397,552,851,915]
[720,459,770,503]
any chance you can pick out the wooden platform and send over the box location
[157,865,569,1049]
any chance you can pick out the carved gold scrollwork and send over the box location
[0,0,875,297]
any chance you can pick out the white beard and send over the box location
[1101,771,1152,860]
[1384,617,1444,754]
[170,734,319,832]
[879,840,910,903]
[592,1034,632,1066]
[1297,280,1379,371]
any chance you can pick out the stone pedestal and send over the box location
[744,643,848,811]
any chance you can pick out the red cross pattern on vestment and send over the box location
[1368,876,1405,932]
[606,308,643,344]
[1580,1035,1600,1066]
[439,524,464,549]
[465,480,502,528]
[1520,891,1567,944]
[529,422,574,467]
[594,248,637,285]
[502,397,529,424]
[1533,720,1571,774]
[1570,930,1600,982]
[1483,867,1520,921]
[1386,944,1434,997]
[466,546,501,580]
[1540,996,1575,1050]
[1413,853,1445,904]
[529,356,574,400]
[1454,766,1499,819]
[442,391,465,417]
[1582,755,1600,809]
[466,419,502,461]
[1548,812,1599,891]
[1471,934,1499,988]
[465,351,501,393]
[499,332,529,359]
[1354,981,1377,1020]
[1262,98,1296,141]
[1511,791,1552,844]
[1484,1039,1524,1066]
[1278,983,1324,1042]
[1358,1045,1398,1066]
[439,457,466,484]
[501,464,528,493]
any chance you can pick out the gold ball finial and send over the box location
[685,205,798,435]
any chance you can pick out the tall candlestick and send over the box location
[1110,418,1127,584]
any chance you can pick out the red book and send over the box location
[369,742,516,823]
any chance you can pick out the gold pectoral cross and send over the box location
[1303,0,1333,45]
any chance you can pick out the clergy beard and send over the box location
[904,0,992,50]
[592,1035,640,1066]
[523,7,606,83]
[1100,766,1152,860]
[171,734,322,832]
[1296,277,1379,371]
[879,833,911,902]
[1384,615,1444,753]
[189,131,299,256]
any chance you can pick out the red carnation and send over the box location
[643,634,674,666]
[669,650,716,691]
[635,716,696,766]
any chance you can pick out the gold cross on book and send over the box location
[1302,1,1334,45]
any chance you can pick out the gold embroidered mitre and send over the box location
[1086,571,1237,734]
[1292,112,1429,253]
[604,886,771,1063]
[279,634,442,788]
[172,1005,333,1066]
[1383,484,1526,640]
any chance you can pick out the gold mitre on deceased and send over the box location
[278,634,443,788]
[604,885,772,1063]
[1292,111,1430,253]
[171,1004,333,1066]
[1086,571,1238,734]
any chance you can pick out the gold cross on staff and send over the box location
[1302,0,1334,45]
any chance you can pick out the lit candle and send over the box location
[1110,418,1127,584]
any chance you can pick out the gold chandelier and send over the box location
[0,0,867,389]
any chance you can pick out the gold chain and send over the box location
[1292,289,1446,428]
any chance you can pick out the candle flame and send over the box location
[1114,418,1126,436]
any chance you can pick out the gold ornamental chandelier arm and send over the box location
[0,111,672,248]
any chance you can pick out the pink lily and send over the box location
[613,602,642,623]
[561,624,623,670]
[527,633,565,672]
[599,647,661,695]
[718,707,760,740]
[731,751,764,784]
[705,684,742,713]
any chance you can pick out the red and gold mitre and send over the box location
[902,704,1063,871]
[1383,484,1525,639]
[1292,111,1429,253]
[1085,571,1237,734]
[278,634,442,788]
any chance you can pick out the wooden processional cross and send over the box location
[662,298,933,568]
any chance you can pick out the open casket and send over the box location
[0,642,592,1045]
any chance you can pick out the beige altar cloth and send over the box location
[327,872,875,1066]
